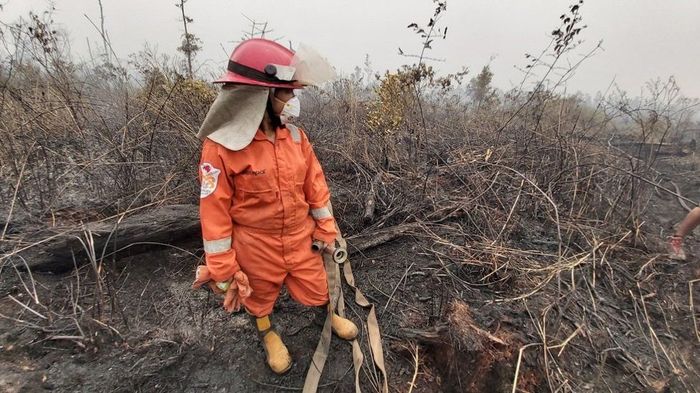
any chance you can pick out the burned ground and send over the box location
[1,151,698,393]
[1,6,699,389]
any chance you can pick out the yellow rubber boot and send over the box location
[255,316,292,374]
[331,312,358,341]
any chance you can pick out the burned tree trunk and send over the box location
[8,204,200,273]
[5,203,417,274]
[362,172,383,224]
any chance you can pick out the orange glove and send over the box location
[192,265,252,313]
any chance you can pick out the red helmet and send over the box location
[214,38,304,89]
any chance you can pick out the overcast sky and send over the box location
[2,0,699,99]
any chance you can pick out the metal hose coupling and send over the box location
[332,246,348,264]
[311,240,348,264]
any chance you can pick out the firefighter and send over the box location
[191,38,357,374]
[668,206,700,261]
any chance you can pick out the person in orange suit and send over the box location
[192,38,357,374]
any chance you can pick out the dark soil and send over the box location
[1,154,699,393]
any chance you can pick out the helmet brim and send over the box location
[213,71,305,89]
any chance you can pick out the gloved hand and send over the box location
[192,265,252,312]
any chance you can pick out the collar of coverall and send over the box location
[252,126,291,141]
[196,84,269,151]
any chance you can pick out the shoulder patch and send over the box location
[200,163,221,198]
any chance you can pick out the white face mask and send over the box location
[279,96,301,123]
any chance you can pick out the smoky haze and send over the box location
[2,0,699,99]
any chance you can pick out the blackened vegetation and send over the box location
[1,1,699,392]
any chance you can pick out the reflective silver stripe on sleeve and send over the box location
[203,236,232,254]
[310,207,332,220]
[287,124,301,143]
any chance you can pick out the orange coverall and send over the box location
[198,125,338,317]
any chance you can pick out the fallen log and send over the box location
[4,204,418,274]
[6,204,200,273]
[347,223,420,254]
